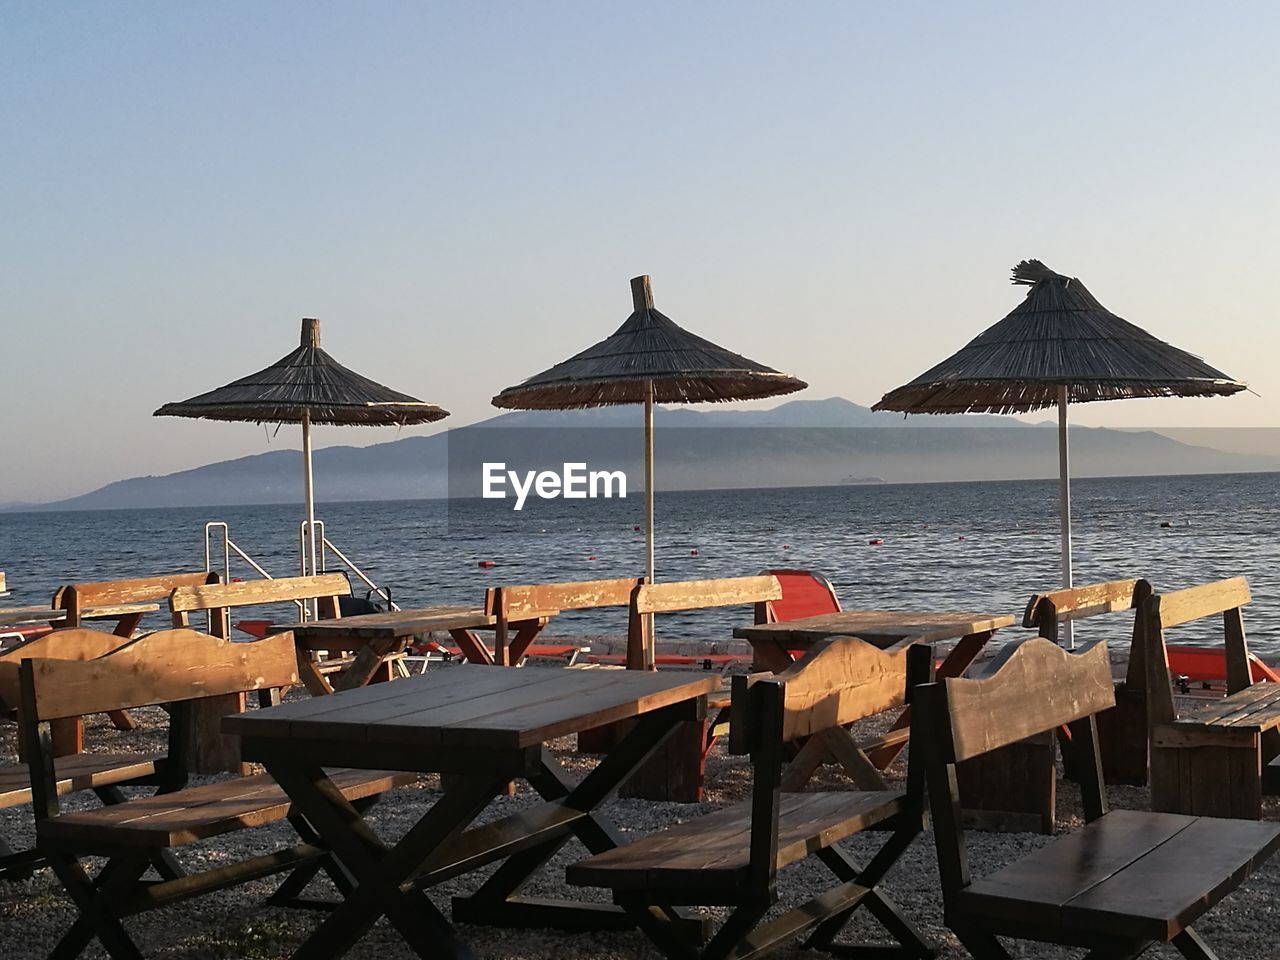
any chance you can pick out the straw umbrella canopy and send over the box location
[874,259,1246,641]
[493,275,807,667]
[155,318,449,581]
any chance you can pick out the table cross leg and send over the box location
[506,620,548,663]
[525,750,624,851]
[780,727,887,791]
[268,763,505,960]
[804,825,932,957]
[456,704,692,929]
[448,629,494,665]
[48,851,150,960]
[564,703,695,811]
[331,637,405,693]
[867,631,994,769]
[267,804,371,909]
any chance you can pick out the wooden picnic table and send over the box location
[278,605,553,694]
[227,666,720,960]
[0,602,159,636]
[735,608,1015,776]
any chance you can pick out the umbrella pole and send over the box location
[1058,385,1074,649]
[643,379,656,670]
[302,410,318,620]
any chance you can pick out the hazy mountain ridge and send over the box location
[10,397,1278,511]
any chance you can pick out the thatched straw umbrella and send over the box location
[155,318,449,584]
[493,275,807,667]
[874,259,1246,642]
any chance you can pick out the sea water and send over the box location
[1,473,1276,651]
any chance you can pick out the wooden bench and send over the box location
[21,627,412,958]
[567,635,934,960]
[54,571,218,633]
[168,573,352,772]
[914,635,1280,959]
[485,577,642,666]
[0,573,216,755]
[0,628,164,882]
[954,579,1153,834]
[1146,576,1280,818]
[1025,578,1153,785]
[620,576,782,802]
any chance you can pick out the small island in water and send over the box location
[839,475,887,485]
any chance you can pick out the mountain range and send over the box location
[10,397,1279,511]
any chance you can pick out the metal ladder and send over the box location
[298,520,399,611]
[204,520,400,624]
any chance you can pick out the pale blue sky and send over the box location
[3,2,1276,500]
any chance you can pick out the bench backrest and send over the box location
[19,629,297,820]
[635,576,781,615]
[19,628,299,722]
[1144,577,1254,727]
[1023,578,1146,631]
[733,635,930,897]
[756,569,841,624]
[169,573,350,637]
[913,637,1114,897]
[484,578,646,666]
[629,576,781,670]
[729,636,912,753]
[1023,578,1152,688]
[54,572,218,628]
[487,577,642,620]
[0,627,134,709]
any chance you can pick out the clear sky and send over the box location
[3,2,1276,501]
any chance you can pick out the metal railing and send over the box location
[299,521,399,611]
[204,521,308,623]
[202,520,399,628]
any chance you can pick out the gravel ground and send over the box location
[3,671,1280,960]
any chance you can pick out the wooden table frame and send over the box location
[734,609,1014,781]
[0,602,159,637]
[0,603,159,743]
[230,671,718,960]
[282,606,553,695]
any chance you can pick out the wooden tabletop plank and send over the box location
[0,603,159,627]
[366,670,635,747]
[227,667,719,752]
[220,664,557,738]
[264,668,578,743]
[733,609,1014,647]
[278,605,495,639]
[441,673,722,750]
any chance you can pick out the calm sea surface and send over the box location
[2,473,1277,652]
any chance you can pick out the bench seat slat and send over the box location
[39,768,414,849]
[959,809,1280,939]
[1061,815,1280,940]
[567,790,904,892]
[1190,684,1280,731]
[1178,682,1279,724]
[0,753,158,810]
